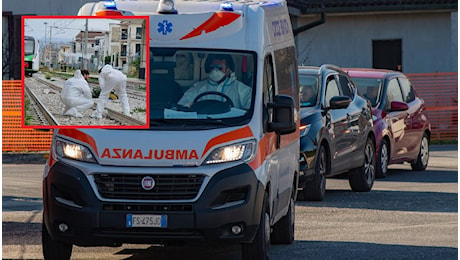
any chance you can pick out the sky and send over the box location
[23,17,120,43]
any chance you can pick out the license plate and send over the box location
[126,214,167,228]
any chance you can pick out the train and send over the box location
[24,35,40,75]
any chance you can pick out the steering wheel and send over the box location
[190,91,234,114]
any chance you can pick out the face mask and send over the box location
[209,69,225,83]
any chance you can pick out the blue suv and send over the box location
[298,65,375,201]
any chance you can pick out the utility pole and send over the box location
[44,22,48,66]
[49,26,53,70]
[83,18,89,70]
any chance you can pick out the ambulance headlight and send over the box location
[204,140,256,165]
[55,139,96,163]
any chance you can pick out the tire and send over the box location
[271,196,295,244]
[303,145,327,201]
[349,137,375,192]
[42,218,72,260]
[375,139,389,178]
[241,193,270,260]
[411,133,429,171]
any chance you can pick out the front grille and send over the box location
[93,174,205,200]
[102,203,193,212]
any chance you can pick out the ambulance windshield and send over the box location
[150,48,256,127]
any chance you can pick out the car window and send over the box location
[398,77,416,103]
[338,74,353,98]
[263,55,275,131]
[325,76,340,107]
[352,77,382,107]
[385,78,404,110]
[299,75,319,107]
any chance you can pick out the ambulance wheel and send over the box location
[42,217,72,260]
[271,195,295,244]
[241,192,270,260]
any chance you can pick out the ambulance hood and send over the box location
[56,127,254,167]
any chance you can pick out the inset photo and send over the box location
[22,16,149,128]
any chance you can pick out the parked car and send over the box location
[298,65,375,201]
[345,68,431,178]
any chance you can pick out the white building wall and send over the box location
[295,11,456,73]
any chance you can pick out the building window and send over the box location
[121,29,128,40]
[135,44,141,57]
[373,39,402,71]
[136,27,142,39]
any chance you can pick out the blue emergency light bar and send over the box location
[103,0,118,10]
[220,2,234,11]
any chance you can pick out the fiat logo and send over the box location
[141,176,155,190]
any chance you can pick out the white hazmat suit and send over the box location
[60,70,93,117]
[178,72,251,110]
[92,64,130,119]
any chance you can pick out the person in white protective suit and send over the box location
[91,64,130,119]
[178,54,251,110]
[60,69,94,117]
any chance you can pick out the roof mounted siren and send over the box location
[157,0,178,14]
[220,2,234,11]
[95,0,134,16]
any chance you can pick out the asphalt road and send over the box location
[2,145,457,259]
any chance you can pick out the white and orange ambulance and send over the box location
[42,1,300,259]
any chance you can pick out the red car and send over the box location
[345,68,431,178]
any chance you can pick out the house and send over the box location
[106,19,147,78]
[2,0,457,79]
[73,31,106,71]
[288,0,457,73]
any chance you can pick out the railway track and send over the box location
[87,82,146,102]
[24,76,147,126]
[24,84,60,126]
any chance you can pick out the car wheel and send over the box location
[303,145,327,201]
[271,194,295,244]
[411,133,429,171]
[349,137,375,192]
[376,139,389,178]
[241,192,270,260]
[42,216,72,260]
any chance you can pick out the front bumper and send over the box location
[43,161,265,246]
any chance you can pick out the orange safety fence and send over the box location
[2,80,52,152]
[1,73,458,152]
[407,72,458,142]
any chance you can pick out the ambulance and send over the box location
[42,0,300,259]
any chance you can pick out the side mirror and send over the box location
[329,96,352,110]
[390,101,409,112]
[268,95,297,135]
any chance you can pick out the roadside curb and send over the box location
[2,153,49,164]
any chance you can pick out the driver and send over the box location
[177,54,251,110]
